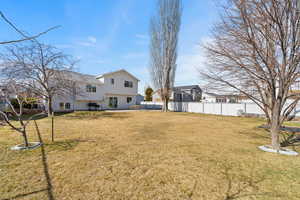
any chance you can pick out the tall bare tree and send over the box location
[0,41,77,116]
[149,0,182,112]
[201,0,300,150]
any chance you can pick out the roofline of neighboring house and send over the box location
[96,69,140,81]
[173,85,201,89]
[153,85,202,93]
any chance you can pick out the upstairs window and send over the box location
[86,85,96,93]
[124,81,133,88]
[111,78,114,85]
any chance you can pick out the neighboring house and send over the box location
[135,94,144,105]
[202,92,239,103]
[0,98,6,112]
[51,69,139,111]
[153,85,202,102]
[0,86,8,112]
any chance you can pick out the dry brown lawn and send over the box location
[0,111,300,200]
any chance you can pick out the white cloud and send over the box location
[94,60,105,64]
[75,56,82,60]
[76,36,97,47]
[87,36,97,43]
[122,52,146,59]
[56,44,73,49]
[135,34,148,39]
[175,42,208,86]
[135,34,149,45]
[78,42,95,47]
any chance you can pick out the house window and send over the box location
[59,102,64,109]
[65,102,71,109]
[216,98,226,103]
[124,81,133,88]
[86,85,92,92]
[109,97,118,108]
[176,94,182,102]
[127,97,132,103]
[111,78,114,85]
[228,98,237,103]
[86,85,96,93]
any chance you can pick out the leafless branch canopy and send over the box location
[0,11,59,45]
[0,82,46,146]
[201,0,300,149]
[0,41,77,115]
[149,0,182,111]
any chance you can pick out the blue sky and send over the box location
[0,0,220,94]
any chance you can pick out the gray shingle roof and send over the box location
[173,85,201,91]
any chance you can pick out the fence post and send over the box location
[51,112,54,142]
[220,103,223,115]
[244,103,247,113]
[202,103,205,113]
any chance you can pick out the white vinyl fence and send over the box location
[141,101,300,117]
[141,101,163,110]
[169,102,264,116]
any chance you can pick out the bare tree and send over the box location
[0,41,77,116]
[0,11,59,45]
[201,0,300,150]
[0,81,45,148]
[149,0,182,112]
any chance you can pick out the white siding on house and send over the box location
[51,69,139,111]
[101,72,138,96]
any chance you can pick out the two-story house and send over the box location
[51,69,139,111]
[152,85,202,102]
[0,86,7,112]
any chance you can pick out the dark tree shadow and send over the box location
[9,113,48,121]
[258,125,300,148]
[238,128,270,140]
[34,120,55,200]
[0,121,55,200]
[62,111,131,120]
[217,161,271,200]
[0,188,48,200]
[44,139,80,152]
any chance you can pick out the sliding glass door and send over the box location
[109,97,118,108]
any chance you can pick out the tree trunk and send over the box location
[270,104,281,150]
[47,97,53,117]
[22,129,29,147]
[162,96,169,112]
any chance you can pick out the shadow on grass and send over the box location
[34,120,55,200]
[189,160,272,200]
[0,120,55,200]
[238,127,270,140]
[9,113,48,121]
[219,162,268,200]
[44,139,80,152]
[60,111,132,120]
[130,122,170,142]
[0,188,48,200]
